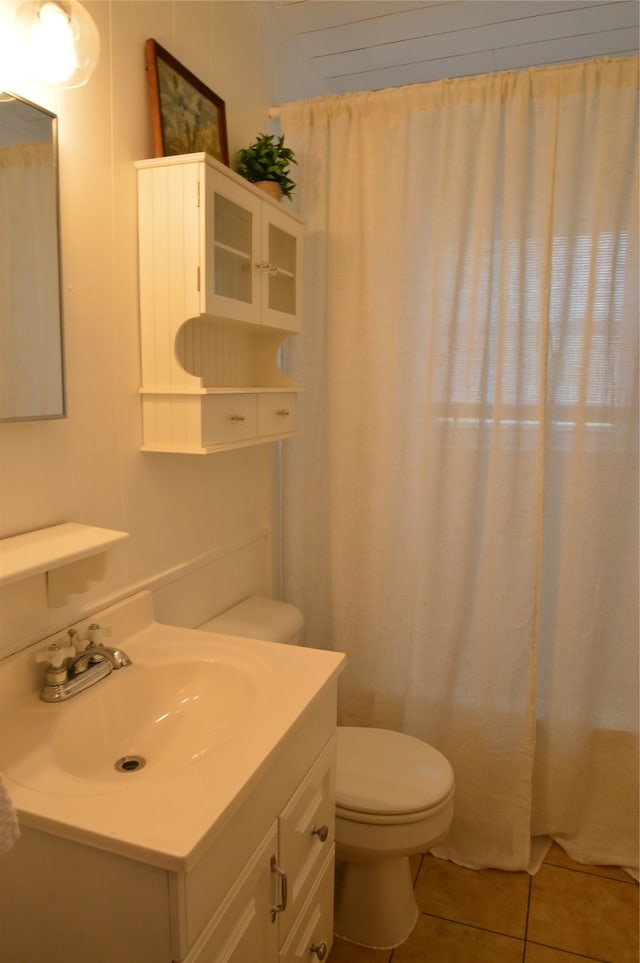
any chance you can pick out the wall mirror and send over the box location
[0,92,65,421]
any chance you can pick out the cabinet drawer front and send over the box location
[202,395,257,447]
[257,393,297,437]
[279,739,336,942]
[279,848,335,963]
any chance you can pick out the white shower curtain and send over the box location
[279,56,639,873]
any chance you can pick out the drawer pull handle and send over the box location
[270,855,288,921]
[276,408,290,417]
[311,824,329,843]
[310,942,328,960]
[229,414,246,423]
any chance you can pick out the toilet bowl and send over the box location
[334,725,454,947]
[200,597,455,949]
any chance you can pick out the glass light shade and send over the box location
[14,0,100,88]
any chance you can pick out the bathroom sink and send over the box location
[0,644,265,794]
[0,591,345,871]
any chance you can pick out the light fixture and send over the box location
[12,0,100,88]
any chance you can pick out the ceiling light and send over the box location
[13,0,100,88]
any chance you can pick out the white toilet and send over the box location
[200,597,455,949]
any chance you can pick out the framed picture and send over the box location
[145,39,229,165]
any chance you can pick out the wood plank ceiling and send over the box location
[266,0,639,94]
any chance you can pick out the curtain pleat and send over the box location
[280,57,638,871]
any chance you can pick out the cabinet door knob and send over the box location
[229,414,246,423]
[311,824,329,843]
[276,408,290,417]
[270,855,288,921]
[310,941,328,960]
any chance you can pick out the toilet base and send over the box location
[334,855,418,949]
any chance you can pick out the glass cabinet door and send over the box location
[203,165,302,332]
[204,173,261,325]
[214,194,253,304]
[262,207,303,333]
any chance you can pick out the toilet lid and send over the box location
[336,727,454,817]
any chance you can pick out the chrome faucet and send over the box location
[36,623,132,703]
[67,625,132,670]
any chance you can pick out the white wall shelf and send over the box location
[0,523,129,606]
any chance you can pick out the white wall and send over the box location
[0,0,325,657]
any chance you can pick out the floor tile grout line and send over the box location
[544,860,640,886]
[525,938,610,962]
[418,902,623,963]
[418,909,526,944]
[522,872,533,963]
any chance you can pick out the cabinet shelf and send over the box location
[141,432,303,456]
[139,386,302,395]
[214,239,251,261]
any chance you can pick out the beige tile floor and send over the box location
[328,844,639,963]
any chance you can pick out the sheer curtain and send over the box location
[279,57,638,872]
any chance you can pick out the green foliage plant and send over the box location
[235,132,297,200]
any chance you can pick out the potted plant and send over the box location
[234,132,297,201]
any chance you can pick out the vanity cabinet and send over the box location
[0,664,340,963]
[135,153,303,454]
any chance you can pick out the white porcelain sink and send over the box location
[0,639,268,795]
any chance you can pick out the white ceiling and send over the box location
[263,0,639,95]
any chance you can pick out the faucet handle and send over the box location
[85,623,112,644]
[35,641,76,668]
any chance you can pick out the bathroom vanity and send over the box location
[0,592,344,962]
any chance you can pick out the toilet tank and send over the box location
[199,596,304,644]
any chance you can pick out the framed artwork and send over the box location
[145,39,229,165]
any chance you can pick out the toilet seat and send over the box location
[336,727,454,823]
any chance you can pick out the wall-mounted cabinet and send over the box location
[135,153,303,454]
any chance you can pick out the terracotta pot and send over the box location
[255,180,283,202]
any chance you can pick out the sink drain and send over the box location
[115,755,146,773]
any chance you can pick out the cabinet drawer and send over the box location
[280,848,335,963]
[279,738,336,942]
[257,393,297,437]
[202,395,257,447]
